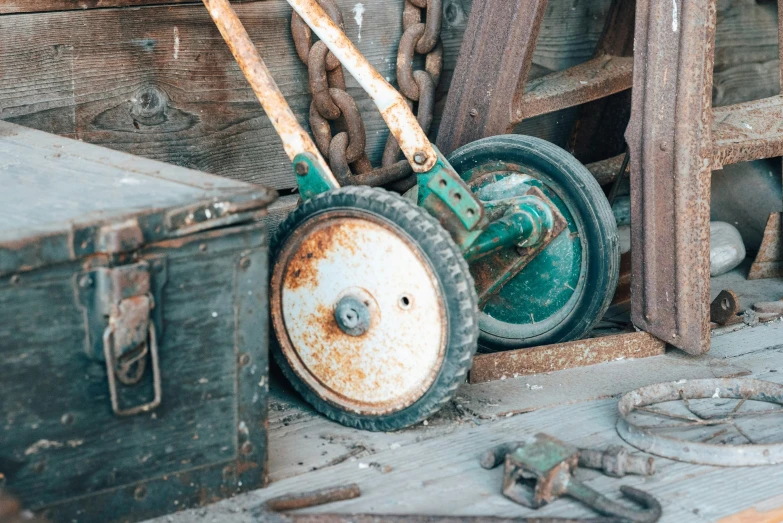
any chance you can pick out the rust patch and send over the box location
[294,304,407,401]
[283,219,358,291]
[235,459,259,475]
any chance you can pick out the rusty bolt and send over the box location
[239,353,251,367]
[199,243,208,252]
[413,152,427,165]
[295,161,310,176]
[78,275,92,288]
[241,442,254,455]
[659,142,668,152]
[9,274,20,285]
[578,445,655,478]
[240,257,251,269]
[134,485,147,501]
[469,109,478,118]
[222,466,234,480]
[61,413,74,425]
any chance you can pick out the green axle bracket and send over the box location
[417,148,486,250]
[470,185,568,306]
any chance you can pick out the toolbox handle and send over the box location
[103,323,162,417]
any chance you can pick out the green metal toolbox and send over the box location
[0,121,275,522]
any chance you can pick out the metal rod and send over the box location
[286,0,437,172]
[265,484,362,512]
[202,0,337,186]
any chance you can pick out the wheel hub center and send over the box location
[334,295,371,336]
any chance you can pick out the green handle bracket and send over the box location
[293,152,339,201]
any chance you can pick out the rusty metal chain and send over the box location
[291,0,443,191]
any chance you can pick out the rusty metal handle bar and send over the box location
[287,0,437,172]
[202,0,338,190]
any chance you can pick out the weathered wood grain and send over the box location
[1,0,770,192]
[0,0,614,190]
[0,0,246,15]
[713,0,781,107]
[0,1,404,190]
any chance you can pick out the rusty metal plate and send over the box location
[748,212,783,280]
[469,331,665,384]
[625,0,716,355]
[711,96,783,168]
[272,211,446,415]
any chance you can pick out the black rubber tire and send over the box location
[447,135,619,351]
[270,186,479,431]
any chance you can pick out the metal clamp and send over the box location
[103,322,162,417]
[76,259,166,417]
[482,434,662,523]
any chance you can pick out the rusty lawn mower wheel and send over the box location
[447,135,619,351]
[270,186,479,431]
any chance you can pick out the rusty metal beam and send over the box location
[625,0,716,355]
[516,55,633,121]
[469,331,665,384]
[748,212,783,280]
[711,95,783,168]
[435,0,549,155]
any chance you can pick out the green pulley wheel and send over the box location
[270,186,479,431]
[448,135,619,351]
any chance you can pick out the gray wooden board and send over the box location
[140,322,783,523]
[0,120,267,244]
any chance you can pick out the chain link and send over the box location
[291,0,443,191]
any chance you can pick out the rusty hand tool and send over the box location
[482,434,661,523]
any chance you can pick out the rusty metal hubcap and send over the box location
[271,210,447,415]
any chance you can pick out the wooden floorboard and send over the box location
[141,321,783,523]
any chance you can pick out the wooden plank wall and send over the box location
[0,0,778,190]
[0,0,614,190]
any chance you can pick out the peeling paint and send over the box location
[174,27,180,60]
[24,439,83,455]
[671,0,678,32]
[352,3,365,42]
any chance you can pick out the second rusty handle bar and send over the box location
[287,0,437,172]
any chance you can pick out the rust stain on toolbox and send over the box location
[469,332,665,384]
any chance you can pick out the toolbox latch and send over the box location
[76,261,164,417]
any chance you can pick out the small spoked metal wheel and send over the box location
[270,186,479,431]
[447,135,619,351]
